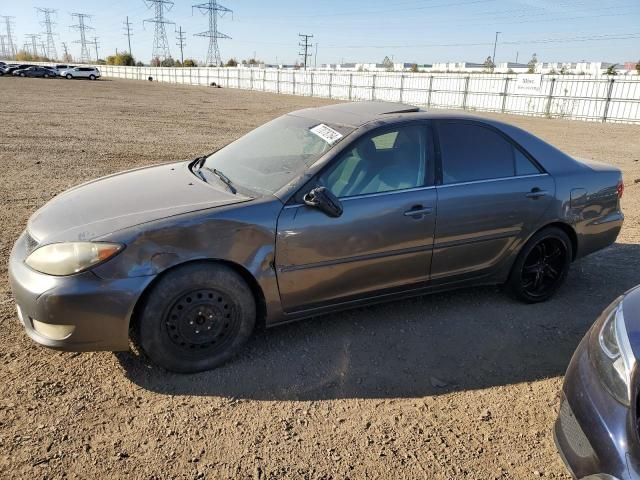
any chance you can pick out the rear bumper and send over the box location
[554,334,640,480]
[8,231,154,351]
[576,211,623,259]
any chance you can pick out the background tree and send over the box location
[410,63,419,73]
[183,59,197,67]
[527,53,538,74]
[635,61,640,75]
[483,56,495,72]
[605,64,618,76]
[106,52,135,66]
[225,58,238,67]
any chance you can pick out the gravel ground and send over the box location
[1,77,639,480]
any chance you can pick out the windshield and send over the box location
[203,114,353,195]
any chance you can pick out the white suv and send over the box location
[60,66,101,80]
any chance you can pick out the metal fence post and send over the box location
[348,73,353,101]
[399,74,405,103]
[372,74,377,101]
[328,72,333,99]
[310,71,314,97]
[545,77,556,118]
[277,69,280,94]
[462,76,470,110]
[250,68,253,90]
[293,71,296,95]
[263,70,267,91]
[602,78,615,123]
[226,68,230,87]
[237,68,240,88]
[427,75,433,108]
[501,77,510,113]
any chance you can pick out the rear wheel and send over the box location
[20,73,25,77]
[66,74,72,79]
[506,227,572,303]
[44,74,49,78]
[136,263,256,373]
[89,74,96,80]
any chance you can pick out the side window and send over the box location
[438,122,529,184]
[319,125,428,198]
[515,149,541,175]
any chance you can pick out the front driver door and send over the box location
[275,123,437,313]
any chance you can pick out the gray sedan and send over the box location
[9,102,624,372]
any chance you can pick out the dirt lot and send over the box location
[1,77,639,480]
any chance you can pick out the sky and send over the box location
[1,0,639,65]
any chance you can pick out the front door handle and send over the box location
[403,205,433,217]
[526,188,549,199]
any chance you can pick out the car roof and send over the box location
[290,101,501,128]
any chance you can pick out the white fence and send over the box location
[97,66,640,124]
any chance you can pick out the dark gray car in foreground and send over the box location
[9,102,624,372]
[555,285,640,480]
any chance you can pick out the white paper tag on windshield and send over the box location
[310,124,343,145]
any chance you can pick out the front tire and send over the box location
[136,263,256,373]
[20,73,25,77]
[66,74,72,79]
[89,74,96,80]
[506,227,572,303]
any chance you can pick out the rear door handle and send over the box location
[526,188,549,199]
[403,206,433,217]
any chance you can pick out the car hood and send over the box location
[28,161,252,243]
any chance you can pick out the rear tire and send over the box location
[66,74,72,79]
[136,263,256,373]
[44,74,49,78]
[506,227,572,303]
[89,74,96,80]
[20,73,25,77]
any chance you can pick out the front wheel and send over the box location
[136,263,256,373]
[20,73,25,77]
[89,74,96,80]
[44,74,49,78]
[506,227,572,303]
[66,74,72,79]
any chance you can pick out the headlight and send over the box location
[590,297,636,405]
[25,242,123,276]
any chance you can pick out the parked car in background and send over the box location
[9,102,624,373]
[3,64,33,76]
[555,285,640,480]
[60,66,100,80]
[12,66,57,78]
[52,64,76,75]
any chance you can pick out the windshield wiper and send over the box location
[201,166,237,194]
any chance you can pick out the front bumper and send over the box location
[554,333,640,480]
[8,231,154,351]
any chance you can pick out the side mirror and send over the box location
[303,187,343,218]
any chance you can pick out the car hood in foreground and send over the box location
[28,161,252,243]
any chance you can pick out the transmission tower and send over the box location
[36,7,58,60]
[192,1,232,66]
[1,16,17,59]
[123,16,134,56]
[92,37,100,62]
[298,33,313,70]
[144,0,174,62]
[26,34,40,57]
[70,13,94,63]
[176,26,186,64]
[0,35,7,59]
[61,41,70,61]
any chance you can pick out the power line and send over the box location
[70,13,94,63]
[176,25,186,64]
[193,0,232,67]
[36,7,58,60]
[144,0,174,62]
[1,16,17,59]
[123,16,134,56]
[298,33,313,70]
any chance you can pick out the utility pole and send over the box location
[144,0,175,63]
[515,51,519,63]
[26,34,40,57]
[314,42,318,69]
[92,36,99,62]
[492,31,501,66]
[36,7,58,60]
[1,16,17,59]
[0,35,6,59]
[298,33,313,70]
[192,1,232,67]
[123,16,133,56]
[70,13,94,63]
[176,25,186,64]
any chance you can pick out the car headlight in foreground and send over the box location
[590,297,636,405]
[25,242,123,276]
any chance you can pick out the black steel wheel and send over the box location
[506,226,572,303]
[136,263,256,373]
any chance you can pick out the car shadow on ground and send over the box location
[116,242,640,400]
